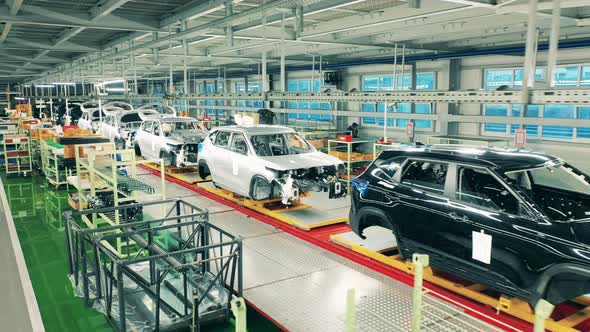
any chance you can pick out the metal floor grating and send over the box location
[135,171,506,332]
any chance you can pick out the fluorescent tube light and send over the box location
[96,79,125,87]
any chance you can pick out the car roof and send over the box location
[151,116,197,123]
[214,125,295,135]
[380,144,563,172]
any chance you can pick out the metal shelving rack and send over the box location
[328,138,376,192]
[44,187,68,231]
[69,143,166,229]
[3,135,32,176]
[299,129,351,152]
[40,140,73,187]
[0,123,18,170]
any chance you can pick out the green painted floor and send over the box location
[2,174,281,332]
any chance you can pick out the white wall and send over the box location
[211,48,590,172]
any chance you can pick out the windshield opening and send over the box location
[91,110,106,119]
[250,133,313,156]
[110,103,133,110]
[161,121,196,136]
[506,163,590,221]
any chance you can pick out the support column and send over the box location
[261,6,268,92]
[546,0,561,87]
[280,13,286,92]
[294,6,303,40]
[522,0,538,88]
[130,40,138,95]
[437,59,461,136]
[225,2,234,47]
[152,32,160,66]
[182,20,189,95]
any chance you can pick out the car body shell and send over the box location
[100,109,159,148]
[136,103,176,116]
[349,145,590,305]
[197,125,344,200]
[134,116,208,167]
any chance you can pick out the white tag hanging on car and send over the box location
[472,230,492,264]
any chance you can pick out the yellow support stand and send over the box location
[230,298,247,332]
[199,185,347,230]
[330,232,584,332]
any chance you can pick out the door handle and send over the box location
[449,212,470,223]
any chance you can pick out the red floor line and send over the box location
[140,165,533,331]
[244,299,289,332]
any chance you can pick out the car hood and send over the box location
[167,130,206,144]
[259,151,343,171]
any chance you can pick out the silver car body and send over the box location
[103,102,133,111]
[78,108,106,131]
[100,109,159,148]
[197,125,345,204]
[134,116,208,167]
[136,103,176,116]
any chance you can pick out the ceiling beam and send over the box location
[159,0,228,28]
[3,38,100,52]
[0,5,162,31]
[6,0,23,15]
[439,0,494,7]
[1,0,23,43]
[90,0,132,20]
[0,22,11,42]
[496,0,590,14]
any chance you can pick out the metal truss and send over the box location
[96,88,590,105]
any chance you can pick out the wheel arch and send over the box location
[531,263,590,305]
[249,174,275,200]
[355,206,403,249]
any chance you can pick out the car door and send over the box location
[225,132,253,196]
[392,159,458,257]
[207,130,232,188]
[137,121,153,158]
[79,112,89,129]
[446,164,543,291]
[148,121,166,158]
[102,116,113,140]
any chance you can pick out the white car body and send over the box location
[100,109,159,149]
[103,102,133,111]
[197,125,346,204]
[78,109,106,132]
[134,116,208,167]
[136,103,176,116]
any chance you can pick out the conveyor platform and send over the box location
[143,162,210,184]
[136,164,590,331]
[198,182,348,230]
[330,228,590,332]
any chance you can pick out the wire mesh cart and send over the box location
[64,199,243,332]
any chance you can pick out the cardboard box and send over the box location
[307,138,327,149]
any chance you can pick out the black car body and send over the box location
[350,145,590,305]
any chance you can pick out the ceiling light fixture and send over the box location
[96,79,125,87]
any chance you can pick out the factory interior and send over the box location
[2,0,590,331]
